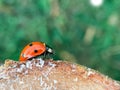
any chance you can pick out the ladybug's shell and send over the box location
[19,42,46,62]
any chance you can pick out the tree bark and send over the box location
[0,59,120,90]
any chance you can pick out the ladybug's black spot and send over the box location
[34,50,38,53]
[29,43,33,46]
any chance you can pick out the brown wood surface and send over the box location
[0,59,120,90]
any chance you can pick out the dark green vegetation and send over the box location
[0,0,120,80]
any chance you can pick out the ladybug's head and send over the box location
[46,45,54,54]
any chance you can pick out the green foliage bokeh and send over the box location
[0,0,120,80]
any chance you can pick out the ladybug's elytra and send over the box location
[19,42,53,62]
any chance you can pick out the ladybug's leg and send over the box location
[43,51,47,59]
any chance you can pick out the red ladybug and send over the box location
[19,42,53,62]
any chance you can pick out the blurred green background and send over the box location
[0,0,120,80]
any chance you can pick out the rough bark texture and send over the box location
[0,59,120,90]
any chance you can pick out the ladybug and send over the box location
[19,42,53,62]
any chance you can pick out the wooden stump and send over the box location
[0,59,120,90]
